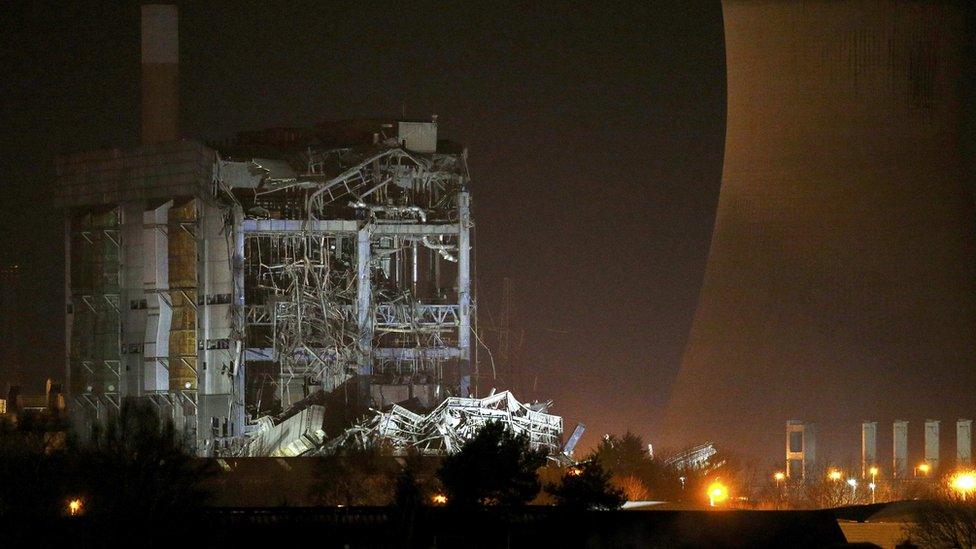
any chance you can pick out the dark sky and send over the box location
[1,1,726,452]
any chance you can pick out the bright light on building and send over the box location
[707,480,729,507]
[567,467,583,477]
[431,493,448,505]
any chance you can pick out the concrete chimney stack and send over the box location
[925,420,940,472]
[958,420,972,466]
[861,421,877,478]
[141,5,179,144]
[893,420,909,479]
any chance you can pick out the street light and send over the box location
[773,472,785,481]
[868,467,879,503]
[431,493,448,505]
[828,469,843,481]
[67,498,83,516]
[707,480,729,508]
[847,478,858,500]
[916,463,931,477]
[951,472,976,501]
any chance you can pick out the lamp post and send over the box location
[773,471,786,507]
[868,467,878,503]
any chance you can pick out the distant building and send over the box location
[0,263,23,379]
[665,0,976,458]
[1,378,66,421]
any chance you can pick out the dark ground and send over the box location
[3,507,850,549]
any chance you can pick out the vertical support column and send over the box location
[64,216,73,402]
[120,202,147,398]
[861,421,877,478]
[925,419,940,472]
[957,419,972,466]
[893,420,909,479]
[143,201,171,394]
[356,227,373,378]
[411,240,419,296]
[231,205,246,436]
[457,191,472,397]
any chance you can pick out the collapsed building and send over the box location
[55,5,564,456]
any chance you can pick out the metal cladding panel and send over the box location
[664,1,976,460]
[200,201,235,397]
[143,201,171,392]
[397,121,437,153]
[168,199,197,391]
[121,202,147,396]
[54,141,214,207]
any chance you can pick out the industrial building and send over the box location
[786,418,974,482]
[53,5,524,456]
[665,0,976,458]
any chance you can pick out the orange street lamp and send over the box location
[773,472,785,481]
[431,493,448,505]
[916,463,931,477]
[828,469,843,481]
[707,480,729,507]
[951,472,976,501]
[67,498,83,516]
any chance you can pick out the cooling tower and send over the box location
[664,1,976,459]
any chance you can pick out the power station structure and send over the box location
[787,419,974,482]
[54,5,499,455]
[666,0,976,458]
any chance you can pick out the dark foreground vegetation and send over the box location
[2,402,972,547]
[3,506,848,548]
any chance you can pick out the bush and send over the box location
[546,459,625,510]
[437,421,547,507]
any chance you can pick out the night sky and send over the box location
[1,1,727,452]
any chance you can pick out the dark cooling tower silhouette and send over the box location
[664,1,976,459]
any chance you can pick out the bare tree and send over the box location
[905,484,976,548]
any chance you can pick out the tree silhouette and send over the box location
[437,421,547,507]
[310,443,398,506]
[546,459,625,510]
[70,399,213,517]
[0,411,69,517]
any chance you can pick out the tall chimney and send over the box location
[893,420,909,479]
[925,420,941,472]
[141,5,179,144]
[861,421,877,478]
[958,420,972,466]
